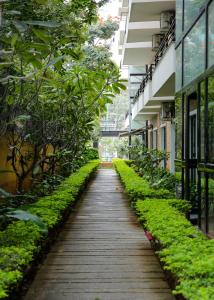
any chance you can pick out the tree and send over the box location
[0,0,125,193]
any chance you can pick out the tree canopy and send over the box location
[0,0,125,192]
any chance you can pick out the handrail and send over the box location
[132,18,175,105]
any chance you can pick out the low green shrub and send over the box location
[0,160,100,299]
[113,158,172,200]
[136,199,214,300]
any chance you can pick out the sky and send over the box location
[99,0,121,65]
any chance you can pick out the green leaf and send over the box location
[46,56,64,68]
[24,20,60,28]
[0,188,12,198]
[7,210,47,232]
[32,28,51,43]
[13,21,28,33]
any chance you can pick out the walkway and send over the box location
[24,169,174,300]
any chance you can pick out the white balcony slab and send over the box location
[130,0,175,22]
[152,43,176,97]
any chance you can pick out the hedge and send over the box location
[113,158,173,199]
[0,159,100,299]
[113,159,214,300]
[136,200,214,300]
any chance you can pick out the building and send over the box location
[175,0,214,235]
[119,0,176,172]
[119,0,214,235]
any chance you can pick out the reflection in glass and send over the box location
[200,172,206,232]
[175,165,183,198]
[188,92,198,160]
[176,0,183,39]
[175,95,182,160]
[200,81,205,160]
[208,173,214,235]
[184,15,205,85]
[208,77,214,163]
[208,0,214,67]
[176,45,182,92]
[184,0,205,30]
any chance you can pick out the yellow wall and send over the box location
[0,136,31,193]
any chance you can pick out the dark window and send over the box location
[200,81,205,161]
[175,94,183,160]
[208,0,214,68]
[208,77,214,163]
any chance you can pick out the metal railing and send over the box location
[132,18,175,105]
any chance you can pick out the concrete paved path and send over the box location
[24,168,174,300]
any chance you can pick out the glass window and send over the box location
[184,0,205,30]
[200,81,205,161]
[176,45,182,92]
[184,14,205,86]
[175,165,183,198]
[208,77,214,163]
[208,0,214,67]
[153,130,158,149]
[200,172,207,232]
[175,95,183,160]
[208,173,214,235]
[176,0,183,39]
[188,92,198,160]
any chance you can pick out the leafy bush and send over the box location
[0,160,100,299]
[136,199,214,300]
[113,158,172,200]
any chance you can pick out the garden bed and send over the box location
[0,160,100,299]
[113,159,214,300]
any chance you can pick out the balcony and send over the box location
[131,19,175,121]
[122,0,175,65]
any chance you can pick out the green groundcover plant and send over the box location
[0,160,100,299]
[136,199,214,300]
[113,158,214,300]
[113,158,173,200]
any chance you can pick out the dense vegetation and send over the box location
[0,0,124,193]
[0,159,100,299]
[113,158,214,300]
[113,159,173,200]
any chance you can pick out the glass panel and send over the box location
[189,167,198,210]
[188,92,198,159]
[175,165,183,198]
[200,172,206,232]
[208,0,214,67]
[184,15,205,86]
[208,173,214,235]
[176,45,182,92]
[208,77,214,163]
[184,0,205,30]
[200,81,205,160]
[175,95,183,160]
[153,130,158,149]
[176,0,183,39]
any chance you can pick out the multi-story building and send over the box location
[119,0,176,172]
[119,0,214,235]
[175,0,214,235]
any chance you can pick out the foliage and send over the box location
[0,159,100,299]
[125,146,177,193]
[113,159,173,200]
[135,199,214,300]
[0,0,124,193]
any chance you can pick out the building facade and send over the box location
[175,0,214,235]
[119,0,176,172]
[119,0,214,235]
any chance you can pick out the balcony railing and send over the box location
[132,18,175,105]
